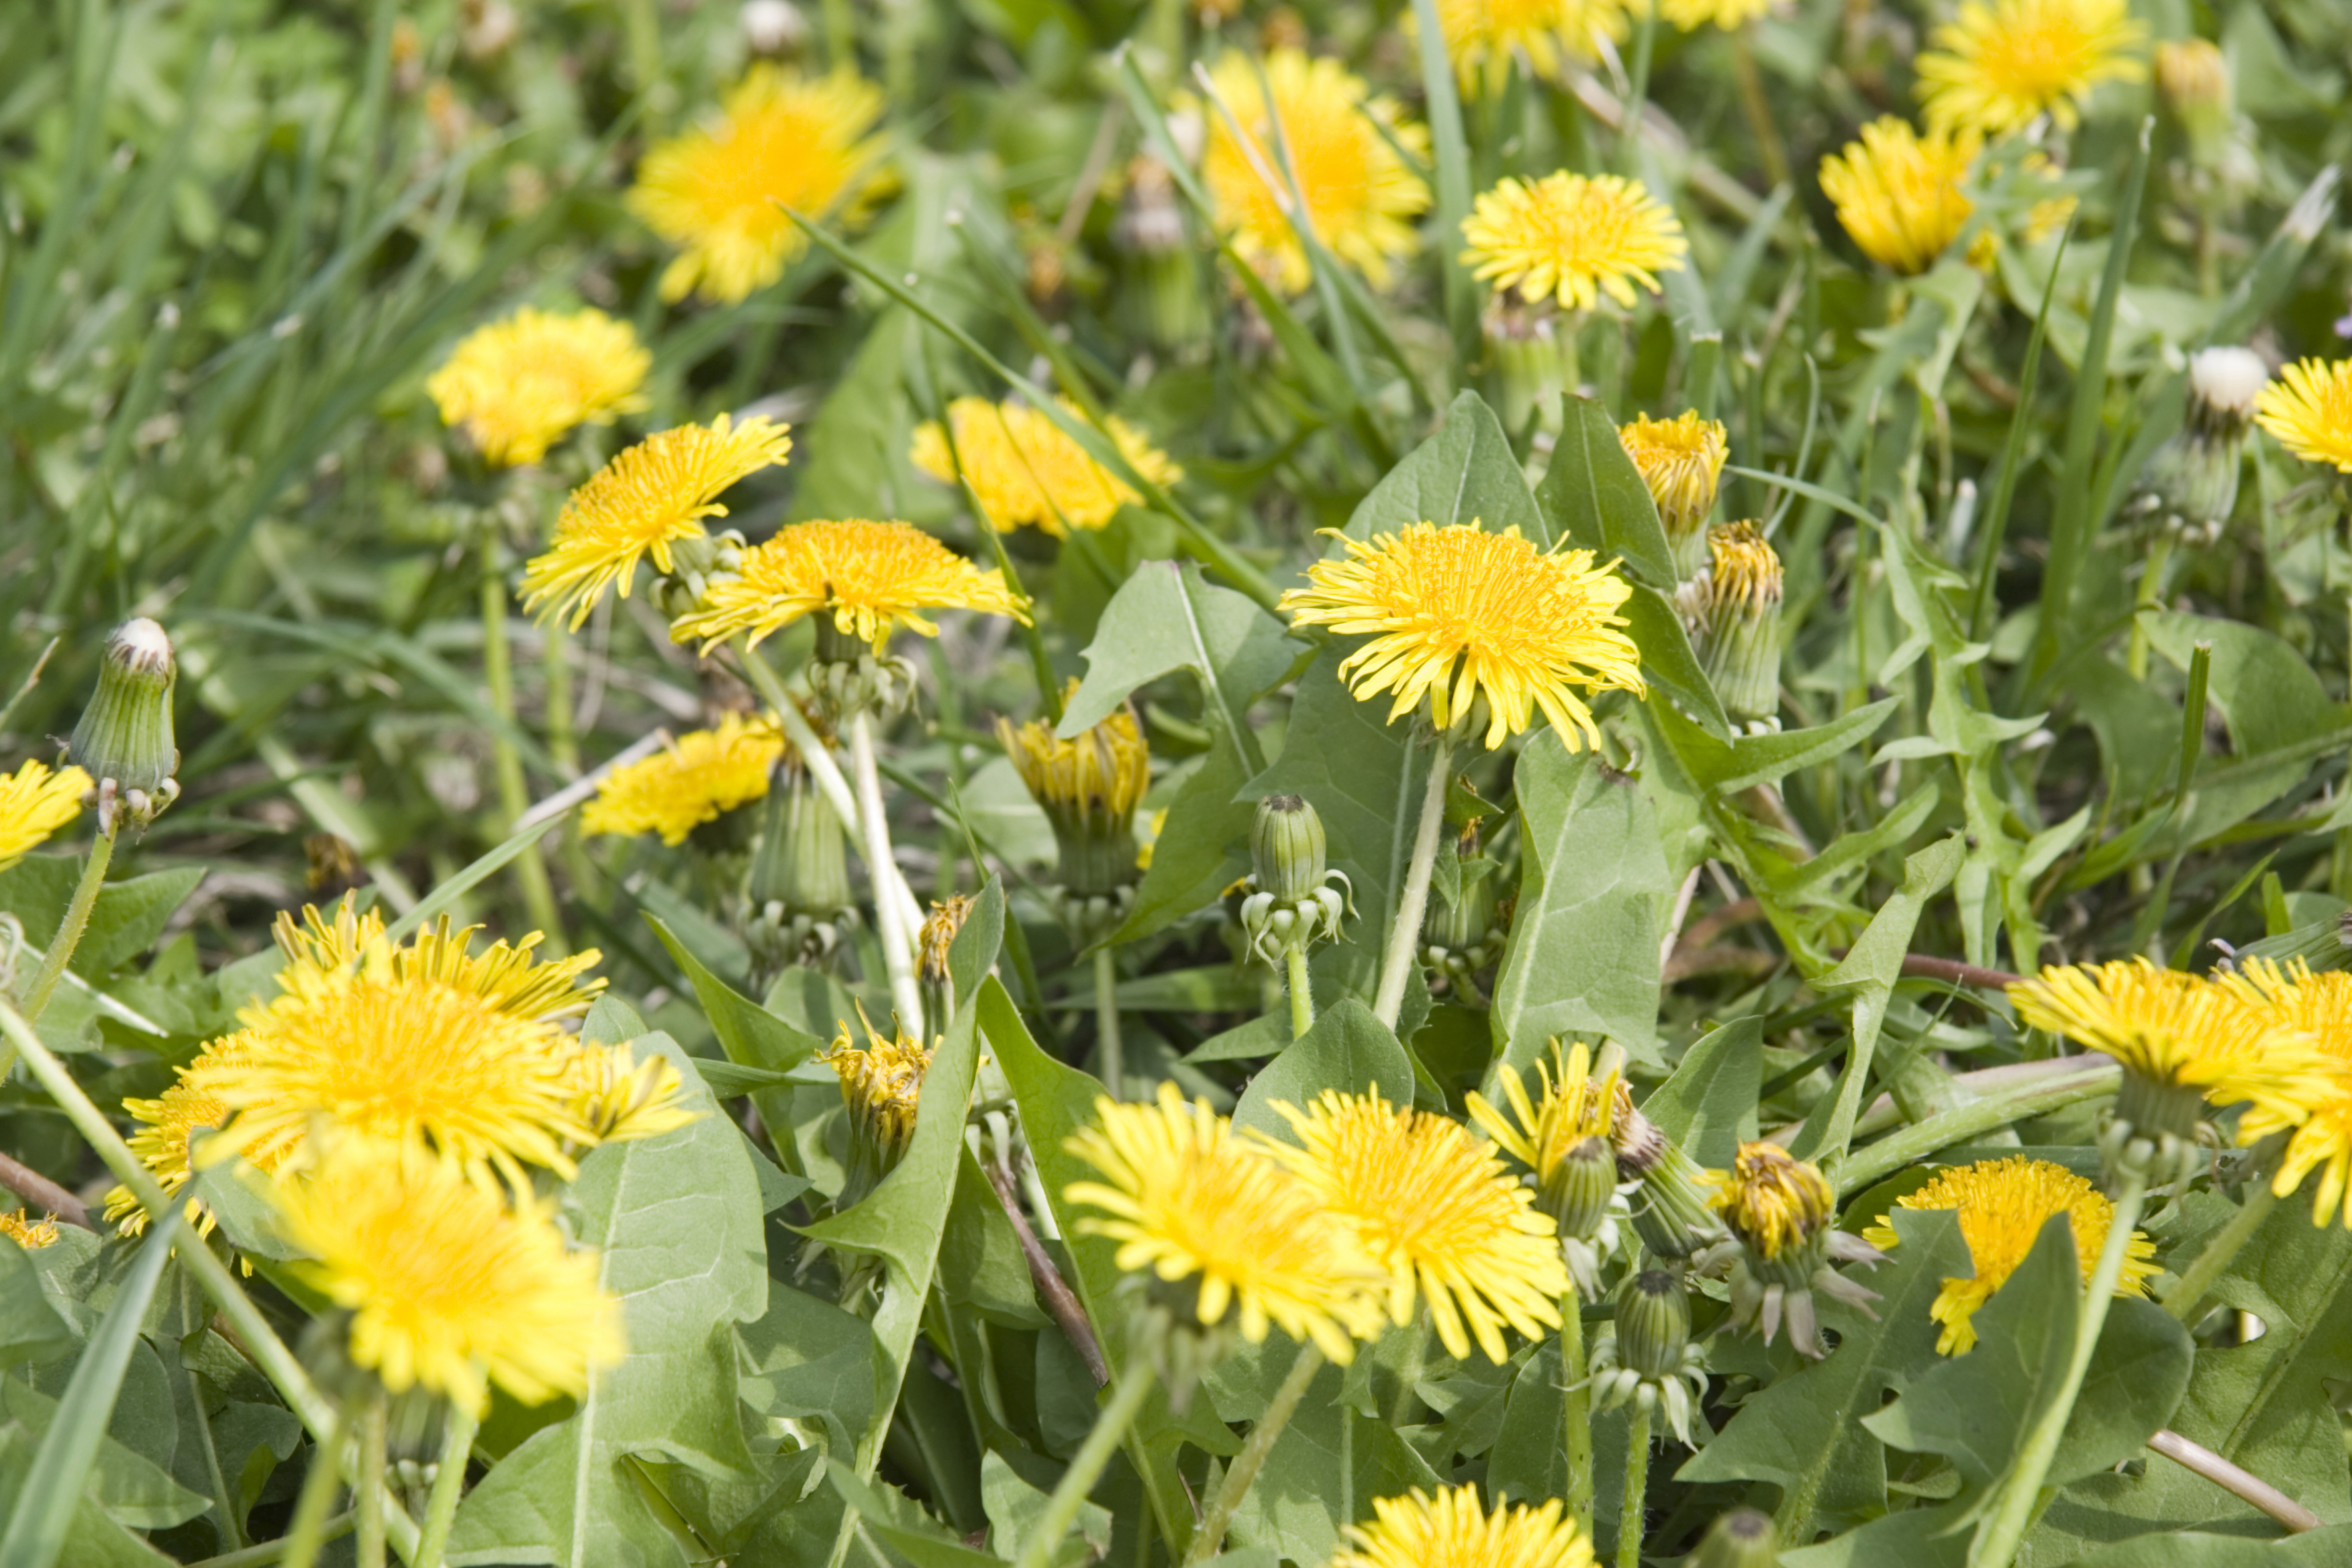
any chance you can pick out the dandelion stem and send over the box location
[2165,1175,2281,1323]
[1014,1352,1157,1568]
[1388,1311,1428,1427]
[356,1393,387,1568]
[281,1405,351,1568]
[479,564,567,955]
[1561,1297,1595,1537]
[1373,728,1456,1030]
[414,1397,481,1568]
[1185,1341,1324,1566]
[1283,942,1316,1039]
[181,1311,244,1551]
[1093,945,1124,1097]
[1974,1166,2152,1568]
[1728,28,1790,189]
[1618,1403,1651,1568]
[182,1516,354,1568]
[2128,532,2174,680]
[17,828,115,1028]
[850,709,928,1039]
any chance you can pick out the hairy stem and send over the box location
[1561,1299,1594,1537]
[2165,1177,2282,1323]
[1284,942,1316,1040]
[1618,1403,1651,1568]
[1013,1353,1157,1568]
[1185,1341,1324,1566]
[1373,728,1456,1029]
[849,709,927,1038]
[356,1393,387,1568]
[16,828,115,1028]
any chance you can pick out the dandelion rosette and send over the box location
[522,415,795,631]
[1864,1156,2157,1354]
[1066,1084,1387,1366]
[425,307,650,467]
[1332,1483,1596,1568]
[2255,358,2352,473]
[1702,1141,1882,1357]
[581,713,788,846]
[1461,173,1687,315]
[1256,1088,1569,1363]
[0,760,90,873]
[1424,0,1628,95]
[1467,1040,1630,1297]
[909,396,1181,536]
[628,66,891,304]
[1199,50,1431,295]
[1279,523,1644,751]
[670,518,1031,654]
[1916,0,2145,136]
[1818,118,1981,277]
[275,1138,623,1414]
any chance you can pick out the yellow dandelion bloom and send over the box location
[0,760,89,872]
[2212,959,2352,1226]
[104,1032,301,1239]
[425,308,650,468]
[571,1040,699,1145]
[628,67,891,305]
[825,1012,932,1168]
[908,397,1182,536]
[1066,1084,1386,1363]
[522,416,795,631]
[0,1210,60,1249]
[277,1138,622,1414]
[1425,0,1629,94]
[1466,1039,1625,1187]
[1916,0,2145,136]
[1864,1156,2157,1355]
[1818,118,1981,275]
[999,697,1151,833]
[1256,1089,1568,1363]
[1710,1141,1837,1261]
[2153,38,2228,115]
[2008,960,2329,1128]
[581,714,787,846]
[670,518,1032,653]
[2256,358,2352,474]
[1619,411,1729,546]
[1335,1484,1596,1568]
[272,899,605,1025]
[1659,0,1774,30]
[1201,50,1432,295]
[1279,523,1645,751]
[1459,173,1687,313]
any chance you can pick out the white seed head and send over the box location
[107,617,174,679]
[741,0,807,53]
[2188,346,2269,420]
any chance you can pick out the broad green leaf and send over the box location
[939,1149,1045,1328]
[1224,1359,1444,1567]
[826,1461,1006,1568]
[1339,389,1541,545]
[946,876,1006,1006]
[1061,560,1298,750]
[2063,1528,2352,1568]
[1651,695,1900,798]
[0,1241,75,1368]
[1624,582,1733,740]
[1109,727,1253,946]
[1534,395,1677,585]
[1638,1016,1762,1167]
[69,868,207,977]
[737,1279,878,1455]
[2056,1300,2192,1478]
[0,1428,177,1568]
[649,914,824,1173]
[0,1378,209,1530]
[184,1157,301,1263]
[448,1022,771,1568]
[1232,999,1415,1141]
[1487,732,1675,1077]
[980,1448,1107,1568]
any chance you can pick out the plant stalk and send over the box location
[1728,28,1790,188]
[183,1516,355,1568]
[2127,532,2174,680]
[1618,1403,1652,1568]
[17,828,115,1026]
[1831,1063,2121,1194]
[1283,942,1316,1040]
[1013,1353,1157,1568]
[356,1393,387,1568]
[1093,944,1124,1097]
[1973,1166,2153,1568]
[413,1397,479,1568]
[1561,1298,1595,1537]
[1373,728,1457,1029]
[848,709,927,1039]
[479,565,566,954]
[2165,1177,2281,1322]
[1185,1340,1324,1566]
[281,1406,351,1568]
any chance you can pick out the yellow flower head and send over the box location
[2008,959,2328,1127]
[999,695,1151,833]
[272,899,606,1026]
[1256,1089,1568,1363]
[826,1008,932,1167]
[2212,959,2352,1226]
[105,1032,300,1240]
[1466,1040,1626,1189]
[0,1210,60,1250]
[1864,1156,2157,1355]
[1200,50,1432,295]
[1710,1141,1836,1262]
[0,760,89,873]
[1460,173,1686,313]
[522,416,795,631]
[1916,0,2145,136]
[918,893,975,988]
[628,66,891,304]
[2256,358,2352,474]
[1424,0,1630,94]
[1819,118,1981,275]
[1658,0,1774,30]
[1279,523,1645,752]
[2153,38,2228,115]
[426,308,650,467]
[277,1138,623,1414]
[1336,1484,1596,1568]
[1618,411,1729,544]
[908,397,1181,536]
[669,519,1032,654]
[581,714,787,846]
[571,1041,699,1145]
[1065,1084,1387,1363]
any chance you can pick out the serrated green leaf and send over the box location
[1624,581,1733,740]
[0,1241,75,1369]
[1535,395,1677,586]
[1340,390,1540,544]
[1651,695,1901,798]
[1639,1016,1762,1167]
[1061,559,1296,753]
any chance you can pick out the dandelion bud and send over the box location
[1688,522,1783,724]
[69,618,180,836]
[1690,1509,1778,1568]
[1703,1141,1883,1358]
[1001,688,1150,931]
[1620,412,1728,579]
[1481,295,1572,436]
[826,1010,932,1210]
[2131,347,2267,546]
[1612,1104,1724,1260]
[1252,795,1326,905]
[2155,39,2231,160]
[744,752,854,977]
[917,893,974,1030]
[1591,1269,1708,1444]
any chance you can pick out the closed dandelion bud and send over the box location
[2155,39,2231,162]
[1547,1135,1621,1245]
[2131,348,2267,547]
[1618,1269,1693,1379]
[917,893,973,1028]
[1252,794,1326,904]
[1619,412,1728,580]
[1690,1508,1778,1568]
[69,618,179,836]
[744,756,854,975]
[1691,522,1783,724]
[1614,1105,1724,1260]
[826,1010,931,1211]
[1001,687,1150,928]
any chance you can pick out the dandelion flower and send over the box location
[999,687,1150,892]
[571,1041,698,1145]
[629,67,891,304]
[1200,50,1431,295]
[670,518,1031,653]
[426,308,650,467]
[1334,1483,1596,1568]
[0,760,89,872]
[0,1211,60,1250]
[1659,0,1774,29]
[1818,119,1981,276]
[104,1033,300,1240]
[522,416,795,630]
[1067,1084,1385,1363]
[1425,0,1629,94]
[1460,173,1687,313]
[909,397,1181,536]
[1467,1042,1630,1296]
[2256,359,2352,474]
[277,1138,622,1413]
[825,1009,932,1199]
[2212,959,2352,1226]
[1916,0,2145,136]
[581,714,787,846]
[272,899,605,1026]
[1279,523,1645,751]
[1864,1156,2157,1354]
[1619,411,1730,567]
[1256,1089,1567,1363]
[1703,1141,1882,1355]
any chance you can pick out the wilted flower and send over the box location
[1702,1141,1882,1357]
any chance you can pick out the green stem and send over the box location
[1561,1298,1594,1537]
[1093,945,1124,1098]
[356,1394,387,1568]
[1618,1403,1651,1568]
[1283,942,1316,1040]
[1013,1354,1157,1568]
[1728,28,1790,189]
[479,565,566,954]
[1373,728,1457,1030]
[1184,1341,1324,1566]
[183,1515,354,1568]
[413,1397,479,1568]
[2128,532,2174,681]
[1974,1167,2153,1568]
[849,709,926,1040]
[2165,1177,2281,1323]
[17,829,114,1025]
[183,1327,245,1551]
[1618,1,1659,174]
[281,1407,350,1568]
[1832,1063,2121,1195]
